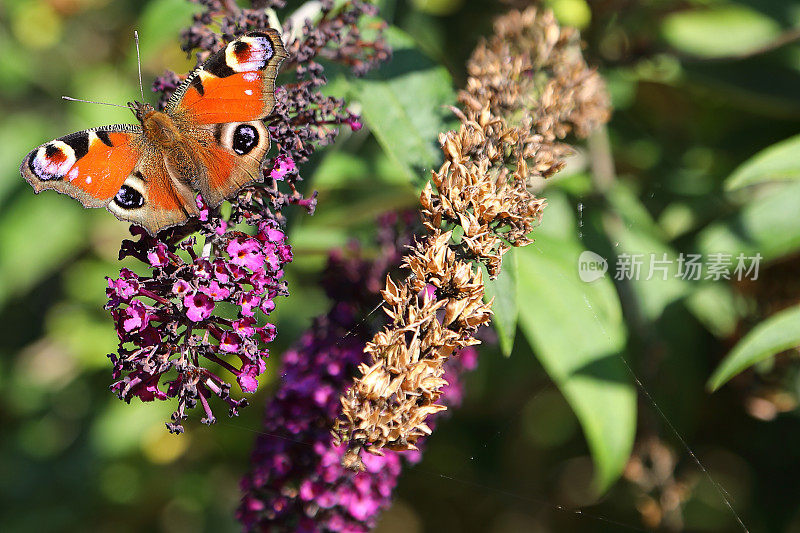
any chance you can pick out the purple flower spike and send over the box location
[195,194,210,222]
[239,291,262,317]
[233,317,256,337]
[122,300,152,333]
[111,370,168,403]
[238,300,478,532]
[172,279,191,297]
[105,206,294,433]
[219,331,242,353]
[227,237,265,271]
[259,298,275,314]
[213,260,230,284]
[200,280,231,301]
[262,224,285,244]
[237,362,264,393]
[107,269,139,302]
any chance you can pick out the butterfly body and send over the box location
[20,30,287,235]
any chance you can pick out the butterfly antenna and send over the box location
[61,96,128,108]
[134,30,145,100]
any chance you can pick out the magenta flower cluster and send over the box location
[106,207,292,433]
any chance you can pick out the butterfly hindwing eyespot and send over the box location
[232,124,259,155]
[114,185,144,209]
[214,121,267,157]
[111,172,146,210]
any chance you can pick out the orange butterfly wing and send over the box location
[21,127,141,208]
[20,126,199,234]
[166,29,288,207]
[167,30,287,124]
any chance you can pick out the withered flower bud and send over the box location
[333,7,611,467]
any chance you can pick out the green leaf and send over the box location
[725,133,800,190]
[484,249,518,357]
[661,5,781,59]
[696,180,800,262]
[536,190,579,240]
[609,226,689,320]
[345,26,456,184]
[681,57,800,116]
[546,0,592,30]
[685,283,742,338]
[517,237,635,492]
[605,181,664,239]
[0,26,39,96]
[310,182,417,229]
[312,151,370,189]
[708,304,800,391]
[288,225,349,256]
[91,399,175,457]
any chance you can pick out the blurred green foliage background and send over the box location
[3,0,800,531]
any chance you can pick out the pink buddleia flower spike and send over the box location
[106,216,293,433]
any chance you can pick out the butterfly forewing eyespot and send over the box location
[26,130,117,183]
[225,34,274,73]
[29,140,77,181]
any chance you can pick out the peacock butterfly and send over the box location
[20,29,287,235]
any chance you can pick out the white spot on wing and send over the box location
[86,177,92,184]
[244,89,253,95]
